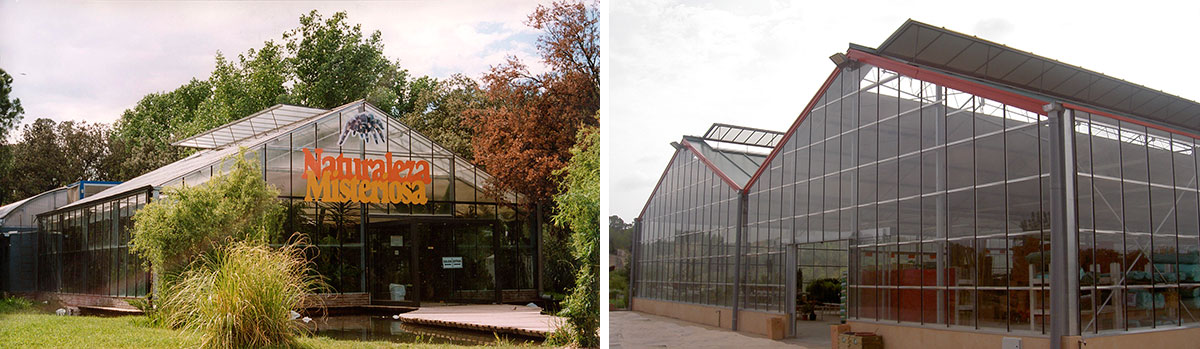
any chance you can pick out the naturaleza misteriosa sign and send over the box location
[299,110,432,205]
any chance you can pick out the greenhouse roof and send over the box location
[875,19,1200,134]
[61,101,359,210]
[171,104,329,149]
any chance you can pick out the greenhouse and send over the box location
[0,181,118,294]
[631,20,1200,348]
[29,100,540,308]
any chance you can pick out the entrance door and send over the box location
[417,221,497,303]
[367,221,415,304]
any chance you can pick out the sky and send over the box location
[609,0,1200,220]
[0,0,548,133]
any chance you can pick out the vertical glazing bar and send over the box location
[935,86,947,325]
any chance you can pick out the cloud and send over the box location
[0,0,548,131]
[973,18,1014,40]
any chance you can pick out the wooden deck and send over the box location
[397,304,561,338]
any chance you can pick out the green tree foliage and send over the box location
[0,68,25,205]
[399,74,485,161]
[1,118,116,204]
[609,215,633,254]
[110,10,428,181]
[548,120,599,347]
[286,10,394,111]
[109,79,213,180]
[187,43,290,136]
[0,68,22,140]
[129,148,284,278]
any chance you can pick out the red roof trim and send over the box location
[1063,102,1200,141]
[846,49,1049,114]
[744,67,843,190]
[680,139,743,192]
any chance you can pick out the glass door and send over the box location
[368,220,415,304]
[416,221,498,304]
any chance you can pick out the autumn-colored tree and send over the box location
[465,0,600,203]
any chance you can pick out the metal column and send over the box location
[785,245,797,337]
[732,191,747,330]
[631,218,641,308]
[1045,102,1080,349]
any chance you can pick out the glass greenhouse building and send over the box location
[27,100,540,308]
[631,20,1200,347]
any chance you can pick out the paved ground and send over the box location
[397,304,560,338]
[610,311,834,348]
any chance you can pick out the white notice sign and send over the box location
[442,257,463,269]
[390,235,403,247]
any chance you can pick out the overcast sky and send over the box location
[0,0,547,133]
[609,0,1200,220]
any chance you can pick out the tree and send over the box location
[549,120,599,347]
[399,74,486,160]
[109,79,212,180]
[0,68,22,141]
[107,10,433,182]
[609,215,633,254]
[464,0,599,298]
[187,43,290,136]
[0,68,25,205]
[465,0,600,203]
[2,119,115,203]
[285,10,395,111]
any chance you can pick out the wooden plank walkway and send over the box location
[397,304,561,338]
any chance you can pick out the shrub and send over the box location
[806,278,843,304]
[0,295,34,314]
[161,236,327,348]
[548,120,599,347]
[130,148,284,280]
[609,266,629,309]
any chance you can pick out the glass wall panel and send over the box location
[634,148,741,309]
[731,65,1059,333]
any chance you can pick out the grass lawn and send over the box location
[0,313,537,348]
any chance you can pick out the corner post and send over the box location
[1045,102,1079,349]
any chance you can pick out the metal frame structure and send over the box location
[631,20,1200,348]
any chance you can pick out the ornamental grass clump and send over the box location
[161,236,327,349]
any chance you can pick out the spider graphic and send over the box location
[338,112,385,146]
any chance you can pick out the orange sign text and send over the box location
[301,148,431,204]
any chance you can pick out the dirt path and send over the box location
[609,311,819,348]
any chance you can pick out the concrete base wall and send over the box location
[1074,327,1200,349]
[845,321,1051,349]
[843,321,1200,349]
[631,297,785,337]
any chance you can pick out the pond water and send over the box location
[306,315,541,345]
